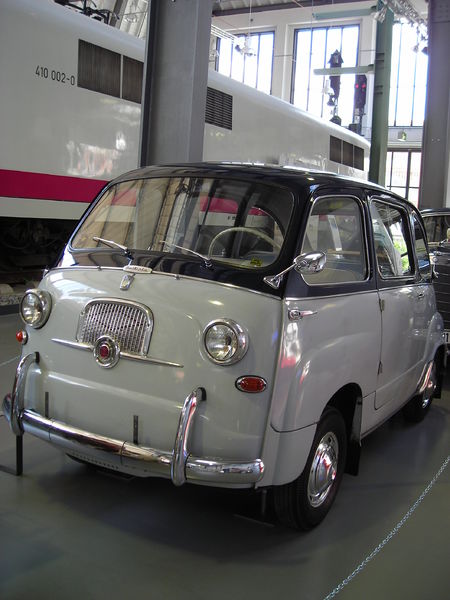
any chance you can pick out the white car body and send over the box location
[4,164,445,529]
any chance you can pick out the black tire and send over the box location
[273,407,347,530]
[403,362,436,423]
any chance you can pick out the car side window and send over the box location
[370,200,413,279]
[300,196,367,285]
[412,212,431,279]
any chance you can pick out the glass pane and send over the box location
[390,186,407,198]
[309,28,327,115]
[413,51,428,125]
[231,37,245,82]
[385,152,393,187]
[301,196,367,284]
[389,24,402,126]
[371,201,412,278]
[293,30,312,108]
[72,177,294,270]
[409,152,422,187]
[341,26,359,66]
[257,33,274,94]
[243,39,258,88]
[391,152,409,186]
[408,188,419,207]
[217,38,232,77]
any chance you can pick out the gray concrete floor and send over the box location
[0,312,449,600]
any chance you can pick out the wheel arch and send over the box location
[326,382,362,476]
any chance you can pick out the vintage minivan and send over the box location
[4,164,446,529]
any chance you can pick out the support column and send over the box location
[419,0,450,208]
[139,0,212,166]
[369,1,394,185]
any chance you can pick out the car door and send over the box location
[369,196,423,410]
[272,190,381,433]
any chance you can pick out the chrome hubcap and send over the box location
[307,431,339,508]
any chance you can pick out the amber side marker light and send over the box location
[16,330,28,345]
[236,376,267,393]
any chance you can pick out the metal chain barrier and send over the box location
[0,355,20,368]
[323,454,450,600]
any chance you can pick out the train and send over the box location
[0,0,370,284]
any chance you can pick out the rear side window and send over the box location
[370,201,413,278]
[300,196,367,285]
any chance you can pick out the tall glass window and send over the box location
[389,23,428,126]
[291,25,359,127]
[385,150,422,206]
[215,31,274,94]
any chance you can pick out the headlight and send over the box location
[20,289,52,328]
[203,319,248,365]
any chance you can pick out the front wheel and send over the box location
[273,407,347,530]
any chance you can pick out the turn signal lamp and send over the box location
[16,330,28,345]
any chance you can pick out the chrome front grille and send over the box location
[77,299,153,355]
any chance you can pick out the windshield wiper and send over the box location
[160,240,212,269]
[93,236,133,258]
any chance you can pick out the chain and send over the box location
[323,454,450,600]
[0,355,20,368]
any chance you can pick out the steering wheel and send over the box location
[208,226,281,256]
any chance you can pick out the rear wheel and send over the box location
[403,362,437,423]
[273,407,347,530]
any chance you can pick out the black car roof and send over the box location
[110,162,392,195]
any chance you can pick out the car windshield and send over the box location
[71,176,294,269]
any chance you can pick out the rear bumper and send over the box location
[2,352,264,487]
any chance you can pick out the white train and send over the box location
[0,0,370,281]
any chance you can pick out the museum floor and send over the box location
[1,313,449,600]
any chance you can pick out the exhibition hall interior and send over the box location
[0,1,448,599]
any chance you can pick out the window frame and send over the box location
[369,197,416,286]
[215,30,275,94]
[290,24,360,126]
[300,193,370,287]
[385,149,422,206]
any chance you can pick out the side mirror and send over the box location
[293,251,327,274]
[264,251,326,289]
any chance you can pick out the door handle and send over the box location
[288,309,317,321]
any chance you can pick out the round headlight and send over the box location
[204,319,248,365]
[20,289,52,329]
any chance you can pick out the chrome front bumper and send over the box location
[2,352,264,487]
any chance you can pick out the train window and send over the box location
[78,40,120,98]
[342,141,353,167]
[123,56,143,104]
[330,136,342,164]
[354,145,364,170]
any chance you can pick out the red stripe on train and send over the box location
[0,169,108,203]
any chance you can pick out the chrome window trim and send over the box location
[300,193,370,287]
[369,197,416,281]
